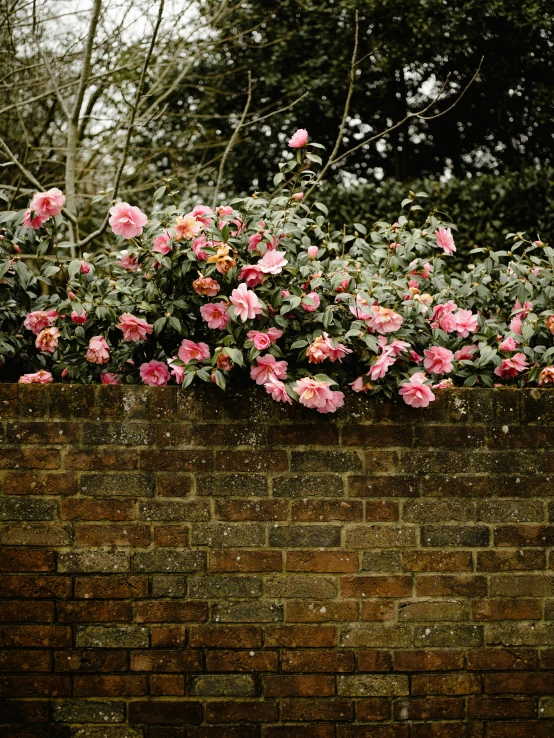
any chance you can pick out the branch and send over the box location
[71,0,102,125]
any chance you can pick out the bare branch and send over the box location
[71,0,102,125]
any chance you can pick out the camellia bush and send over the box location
[0,129,554,412]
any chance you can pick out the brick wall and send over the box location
[1,384,554,737]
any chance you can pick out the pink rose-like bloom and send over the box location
[80,261,91,274]
[264,375,293,404]
[175,214,203,241]
[350,376,372,393]
[250,354,288,385]
[455,309,479,338]
[288,128,309,148]
[71,309,87,324]
[230,283,263,322]
[302,292,320,313]
[293,192,304,201]
[191,205,213,227]
[454,345,478,361]
[367,306,404,334]
[513,299,533,318]
[23,210,49,230]
[192,236,208,260]
[435,227,456,255]
[115,251,139,271]
[109,202,148,239]
[140,360,170,386]
[249,332,271,350]
[257,250,288,275]
[433,378,455,389]
[423,346,454,375]
[192,273,220,297]
[294,377,334,409]
[307,246,318,259]
[494,352,529,380]
[399,372,436,408]
[409,350,424,364]
[539,367,554,386]
[167,358,185,384]
[30,188,65,217]
[153,233,172,255]
[509,314,523,335]
[200,302,230,330]
[36,326,60,353]
[18,370,53,384]
[85,336,110,364]
[239,264,265,288]
[248,233,263,253]
[178,339,210,365]
[116,313,153,342]
[101,373,120,385]
[24,309,56,335]
[499,336,518,352]
[317,390,345,414]
[370,352,396,381]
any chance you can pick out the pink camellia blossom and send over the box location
[433,378,455,389]
[71,309,87,324]
[494,352,529,380]
[85,335,110,364]
[509,314,523,335]
[35,326,60,353]
[116,313,153,342]
[435,227,456,255]
[367,306,404,334]
[292,192,304,201]
[249,332,271,351]
[294,377,334,409]
[191,205,213,227]
[60,368,68,379]
[30,188,65,217]
[423,346,454,375]
[250,354,288,385]
[109,202,148,239]
[174,214,203,241]
[18,369,53,384]
[115,251,139,271]
[23,210,49,229]
[80,261,91,274]
[248,233,263,253]
[239,264,265,288]
[399,372,436,408]
[545,315,554,335]
[317,390,345,414]
[267,327,284,343]
[302,292,320,313]
[410,350,424,364]
[230,283,263,322]
[350,376,373,393]
[430,301,458,332]
[257,250,288,275]
[380,337,410,356]
[288,128,309,148]
[178,339,210,365]
[139,360,170,386]
[192,273,220,297]
[307,246,318,259]
[23,309,56,335]
[513,299,533,318]
[454,345,478,361]
[101,373,120,385]
[264,375,293,404]
[200,302,230,330]
[455,309,479,338]
[167,358,185,384]
[192,236,209,260]
[499,336,518,352]
[539,366,554,386]
[370,352,396,381]
[153,233,172,255]
[321,333,351,363]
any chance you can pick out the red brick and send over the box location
[393,650,464,672]
[0,549,54,572]
[150,674,185,695]
[61,498,135,521]
[0,575,71,599]
[286,600,358,622]
[339,728,409,738]
[188,729,257,738]
[64,449,138,470]
[494,524,554,547]
[0,449,60,470]
[216,499,287,521]
[355,698,391,721]
[73,674,147,696]
[155,424,191,446]
[7,421,79,444]
[281,699,354,722]
[214,450,288,472]
[402,551,473,572]
[3,472,76,496]
[484,672,554,694]
[472,598,540,621]
[348,476,417,498]
[205,650,278,672]
[0,675,71,697]
[139,450,213,471]
[486,724,554,738]
[74,575,148,599]
[135,601,208,623]
[206,700,279,723]
[210,550,282,573]
[281,649,354,673]
[264,625,336,647]
[54,650,127,672]
[393,697,465,720]
[410,726,483,738]
[341,576,412,598]
[292,500,363,522]
[269,424,339,446]
[156,474,193,497]
[1,699,50,723]
[0,625,71,648]
[75,523,150,546]
[286,551,358,573]
[128,700,202,724]
[415,575,487,597]
[189,626,261,648]
[468,649,536,671]
[477,550,544,571]
[153,525,189,547]
[264,728,335,738]
[56,601,131,623]
[360,601,395,622]
[264,675,335,697]
[365,501,399,521]
[412,674,482,695]
[0,601,53,623]
[131,650,202,672]
[357,650,391,672]
[0,649,52,672]
[150,626,187,648]
[468,696,537,719]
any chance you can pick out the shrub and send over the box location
[0,134,553,412]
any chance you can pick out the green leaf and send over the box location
[153,185,167,201]
[315,202,328,216]
[153,317,167,335]
[353,222,367,235]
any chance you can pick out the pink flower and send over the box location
[323,334,351,362]
[307,246,318,259]
[454,345,478,361]
[192,236,209,260]
[264,376,293,404]
[167,358,185,384]
[250,354,288,384]
[399,372,436,408]
[230,283,263,322]
[435,227,456,255]
[80,261,91,274]
[367,306,404,334]
[294,377,334,409]
[381,337,410,356]
[539,367,554,386]
[191,205,213,227]
[513,299,533,318]
[18,370,53,384]
[317,390,345,414]
[24,309,56,335]
[455,310,479,338]
[248,233,263,253]
[409,350,424,364]
[192,273,220,296]
[140,360,170,386]
[350,376,372,393]
[101,373,120,385]
[430,301,457,332]
[85,336,110,364]
[116,313,153,342]
[494,352,529,380]
[288,128,309,148]
[302,292,320,312]
[267,328,283,343]
[23,210,49,229]
[257,250,288,275]
[292,192,304,201]
[370,352,396,381]
[200,302,230,330]
[153,233,172,255]
[248,332,271,350]
[498,336,518,352]
[239,264,265,288]
[509,315,523,335]
[174,214,203,241]
[71,309,87,324]
[35,326,60,353]
[178,339,210,364]
[115,251,139,271]
[30,188,65,217]
[433,378,455,389]
[109,202,148,239]
[423,346,454,375]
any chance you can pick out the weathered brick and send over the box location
[210,550,282,573]
[189,626,261,649]
[292,499,363,522]
[205,700,279,723]
[393,697,465,720]
[414,425,485,447]
[197,475,268,497]
[341,576,412,598]
[398,600,468,622]
[264,625,336,647]
[81,473,154,497]
[346,526,417,549]
[155,474,193,497]
[484,672,554,694]
[273,474,344,498]
[214,450,287,472]
[211,602,283,623]
[0,498,57,521]
[269,525,340,548]
[280,699,354,722]
[0,523,70,546]
[74,576,147,599]
[362,551,402,572]
[190,674,259,696]
[413,624,483,648]
[472,598,541,621]
[411,673,482,695]
[264,675,335,697]
[286,600,358,622]
[140,449,212,471]
[265,575,336,599]
[402,551,473,572]
[52,699,125,723]
[286,551,358,573]
[4,472,76,496]
[291,451,362,472]
[192,524,265,548]
[74,524,149,546]
[487,623,554,646]
[478,499,544,522]
[337,674,409,696]
[75,626,149,648]
[189,575,262,599]
[348,476,417,498]
[138,500,209,521]
[151,575,187,598]
[134,600,208,623]
[281,649,354,673]
[421,525,490,547]
[82,422,154,446]
[403,499,475,523]
[340,625,411,648]
[132,550,205,573]
[489,574,554,596]
[270,423,339,446]
[215,499,287,521]
[58,551,129,573]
